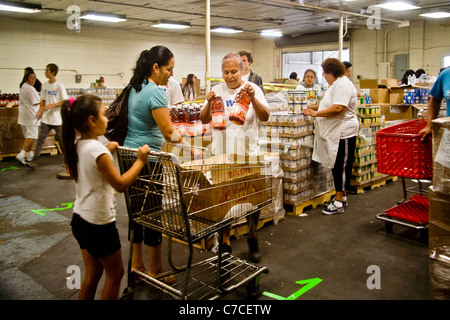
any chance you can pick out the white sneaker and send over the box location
[322,201,344,215]
[16,153,27,165]
[26,152,34,162]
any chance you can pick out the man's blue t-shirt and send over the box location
[124,81,167,150]
[429,67,450,116]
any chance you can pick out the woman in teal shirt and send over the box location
[124,46,185,283]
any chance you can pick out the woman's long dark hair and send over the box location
[130,46,174,92]
[182,74,195,99]
[61,95,103,182]
[20,71,34,89]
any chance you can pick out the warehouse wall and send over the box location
[350,19,450,88]
[0,17,273,94]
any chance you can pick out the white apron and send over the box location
[312,113,344,169]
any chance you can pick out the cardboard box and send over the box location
[370,88,389,103]
[429,244,450,300]
[183,154,271,221]
[371,103,419,121]
[389,93,403,104]
[359,79,389,103]
[429,186,450,247]
[432,117,450,195]
[359,79,379,89]
[381,79,399,88]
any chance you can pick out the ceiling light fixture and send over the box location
[420,12,450,19]
[260,29,283,37]
[81,12,127,23]
[211,27,243,34]
[152,20,191,29]
[376,2,420,11]
[0,1,42,13]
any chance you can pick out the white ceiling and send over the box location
[1,0,450,40]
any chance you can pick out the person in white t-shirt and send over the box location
[200,53,270,263]
[160,76,184,106]
[61,94,150,300]
[32,63,68,164]
[16,70,41,167]
[303,58,358,216]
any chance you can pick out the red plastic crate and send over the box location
[376,119,432,179]
[383,194,429,225]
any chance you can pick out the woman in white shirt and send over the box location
[303,58,358,215]
[17,71,41,166]
[296,69,322,92]
[200,53,270,262]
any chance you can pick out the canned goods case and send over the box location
[117,145,272,300]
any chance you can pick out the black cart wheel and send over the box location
[385,221,393,234]
[120,287,134,300]
[247,275,261,298]
[419,229,429,243]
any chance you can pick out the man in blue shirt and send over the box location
[420,67,450,140]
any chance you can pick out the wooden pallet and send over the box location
[0,147,58,161]
[285,190,336,216]
[349,176,398,194]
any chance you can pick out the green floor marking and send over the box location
[31,202,74,216]
[263,278,322,300]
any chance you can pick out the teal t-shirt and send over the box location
[429,67,450,117]
[124,81,168,150]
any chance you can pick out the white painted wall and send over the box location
[1,17,449,95]
[0,17,260,94]
[350,19,450,88]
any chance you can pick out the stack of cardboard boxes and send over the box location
[359,79,428,122]
[429,117,450,299]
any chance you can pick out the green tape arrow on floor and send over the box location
[31,202,74,216]
[263,278,322,300]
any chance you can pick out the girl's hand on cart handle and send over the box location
[137,144,151,162]
[107,141,119,154]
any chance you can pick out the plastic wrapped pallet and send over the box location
[432,117,450,195]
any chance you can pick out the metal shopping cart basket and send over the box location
[375,118,432,240]
[117,145,273,300]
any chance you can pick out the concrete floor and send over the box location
[0,153,431,301]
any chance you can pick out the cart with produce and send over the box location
[116,145,273,300]
[375,118,432,241]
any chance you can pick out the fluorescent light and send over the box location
[420,12,450,18]
[376,2,420,11]
[152,21,191,29]
[0,2,41,13]
[261,29,283,37]
[211,27,243,34]
[81,12,126,23]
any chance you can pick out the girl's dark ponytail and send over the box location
[61,100,78,181]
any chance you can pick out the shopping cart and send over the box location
[375,118,432,241]
[116,144,273,300]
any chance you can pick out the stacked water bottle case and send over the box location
[259,110,334,207]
